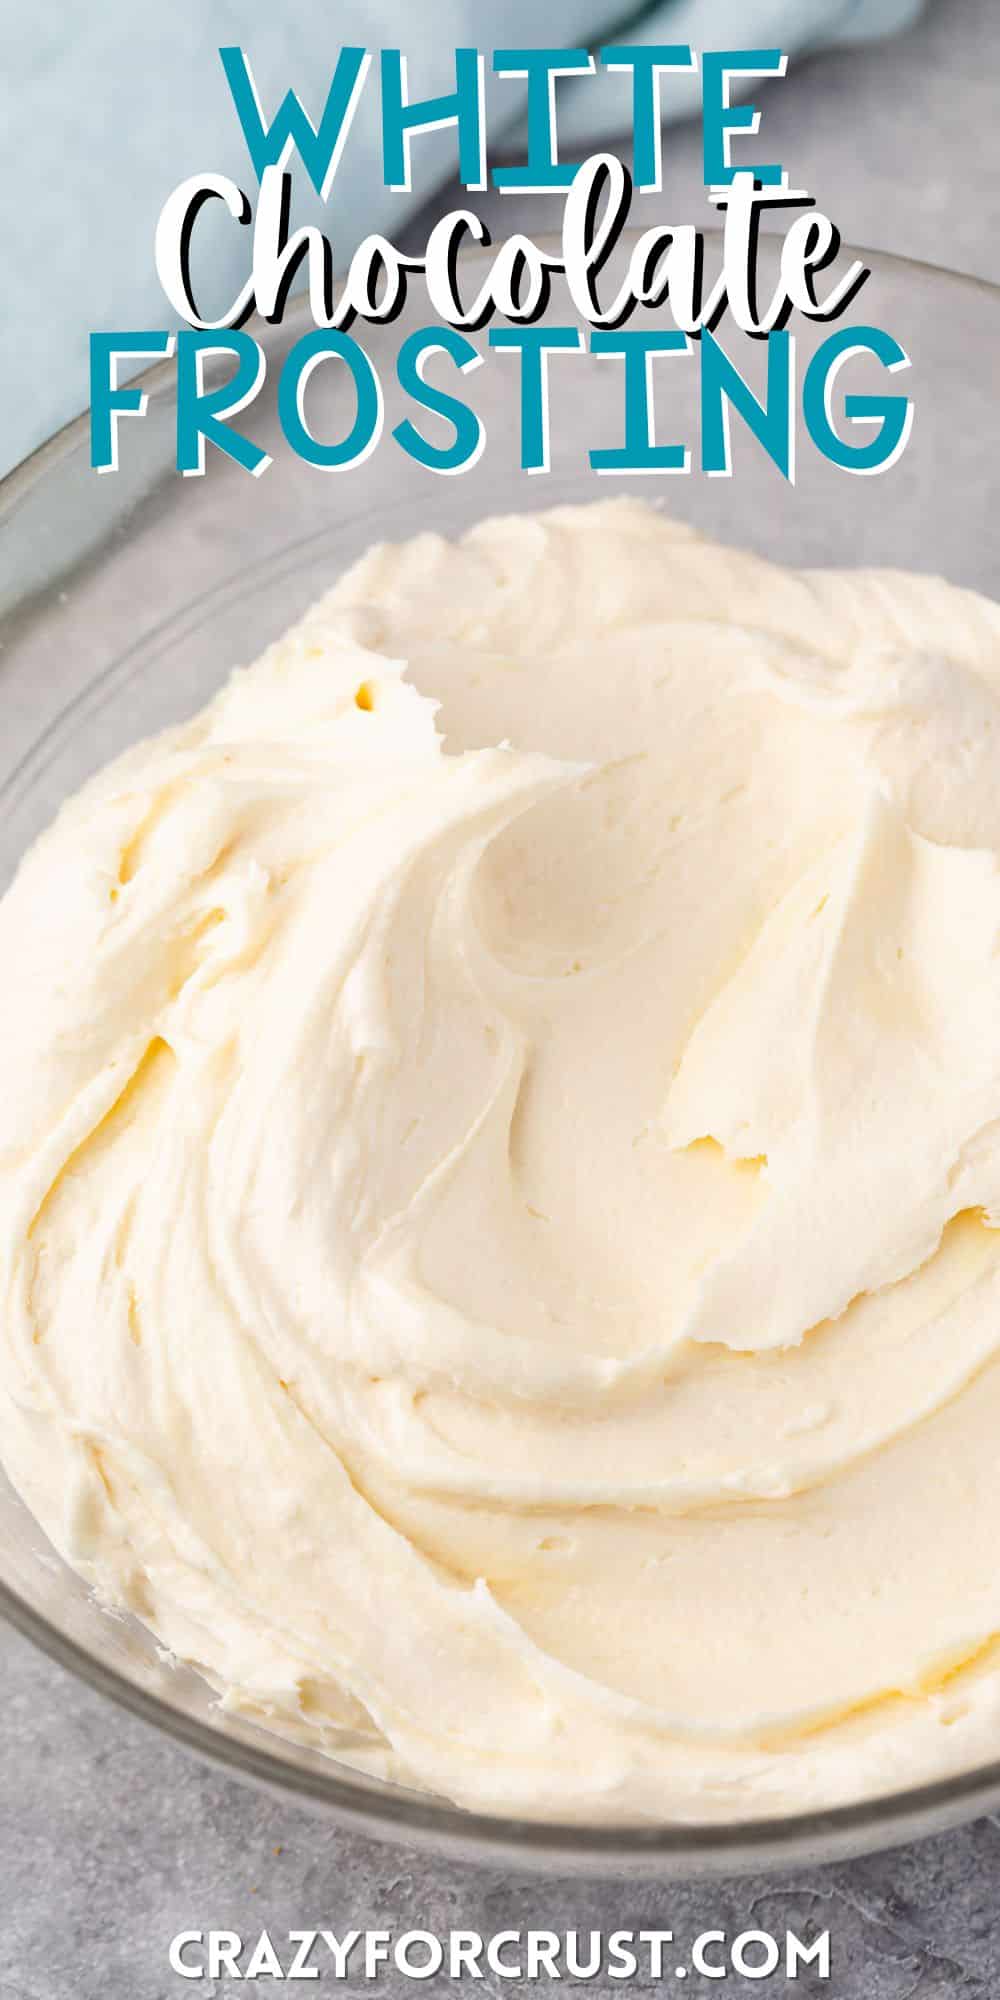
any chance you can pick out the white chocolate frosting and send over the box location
[5,498,1000,1824]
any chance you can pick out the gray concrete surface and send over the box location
[5,1617,1000,1999]
[4,0,1000,1992]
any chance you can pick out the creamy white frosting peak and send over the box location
[5,498,1000,1823]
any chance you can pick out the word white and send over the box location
[169,1925,831,1982]
[217,42,790,200]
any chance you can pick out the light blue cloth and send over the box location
[2,0,926,475]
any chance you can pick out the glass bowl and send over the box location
[2,236,1000,1876]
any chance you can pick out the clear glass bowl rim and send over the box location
[3,233,1000,1874]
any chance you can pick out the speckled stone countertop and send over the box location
[6,1620,1000,1999]
[4,1,1000,1993]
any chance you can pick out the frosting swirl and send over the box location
[4,498,1000,1822]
